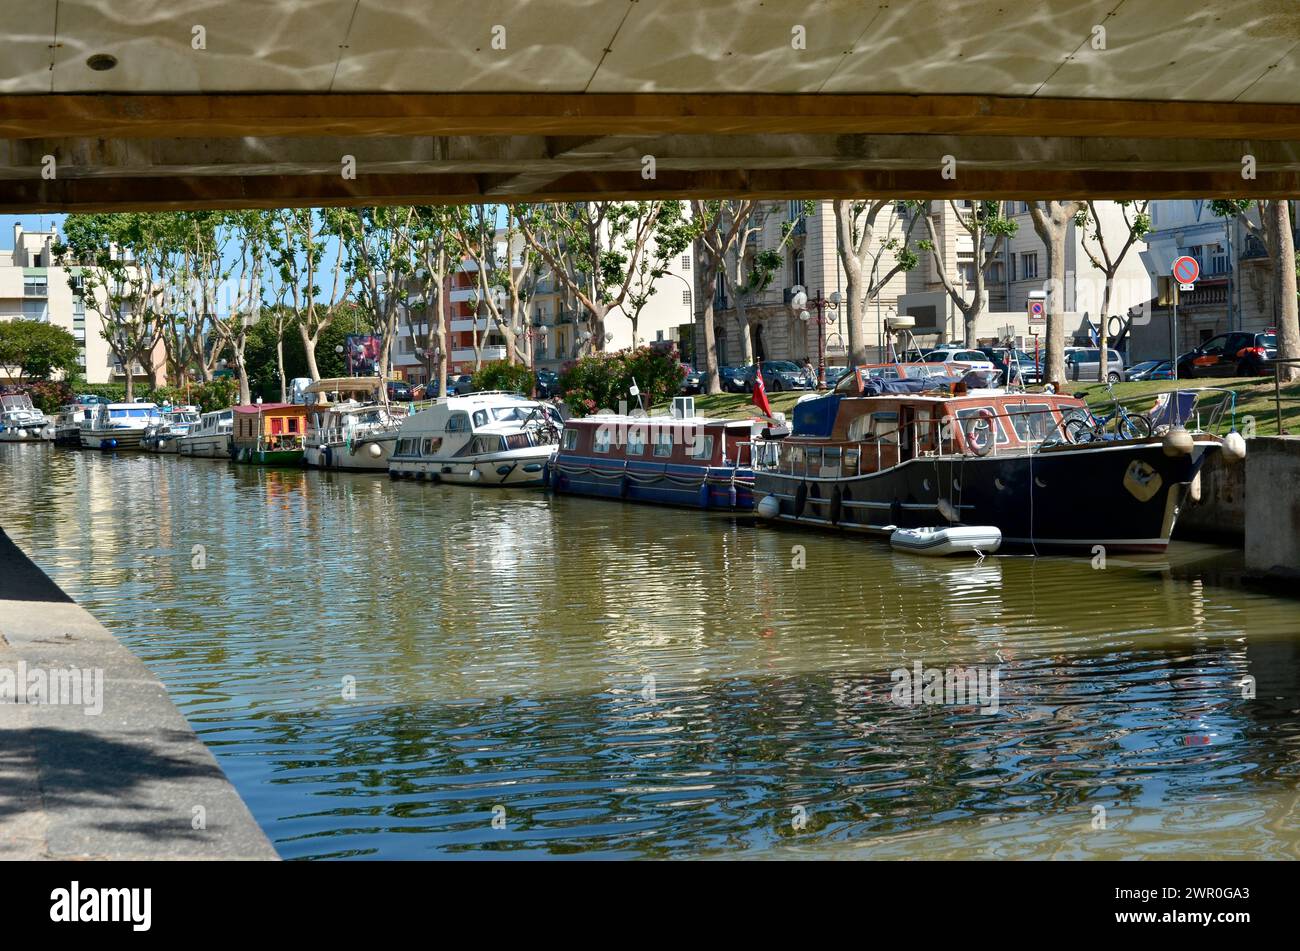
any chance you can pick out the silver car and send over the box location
[1066,348,1124,383]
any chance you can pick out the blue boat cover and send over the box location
[861,376,959,396]
[792,395,842,436]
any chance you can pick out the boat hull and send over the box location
[0,425,52,442]
[235,446,304,467]
[390,447,555,486]
[754,439,1218,553]
[550,455,755,510]
[81,428,146,450]
[178,434,233,458]
[304,436,396,471]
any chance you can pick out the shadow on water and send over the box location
[3,443,1300,859]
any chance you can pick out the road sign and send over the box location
[1172,255,1200,286]
[1027,298,1046,323]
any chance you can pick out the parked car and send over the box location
[823,365,850,387]
[1066,348,1125,382]
[923,348,996,373]
[719,366,750,393]
[447,374,476,395]
[1124,359,1174,382]
[680,365,703,394]
[1177,330,1277,378]
[386,380,413,402]
[75,394,110,405]
[744,360,814,392]
[535,369,560,398]
[976,347,1042,386]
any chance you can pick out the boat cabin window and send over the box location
[504,433,531,450]
[1008,402,1056,442]
[561,428,578,451]
[787,445,805,470]
[844,448,860,471]
[593,428,612,453]
[956,406,1010,446]
[804,446,823,472]
[653,430,673,457]
[821,446,842,476]
[447,413,470,433]
[472,410,489,428]
[396,438,416,455]
[471,435,505,454]
[872,412,899,444]
[626,429,646,455]
[689,435,714,461]
[868,366,900,380]
[754,441,780,467]
[422,437,442,455]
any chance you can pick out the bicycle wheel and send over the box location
[1117,413,1152,440]
[1061,411,1094,443]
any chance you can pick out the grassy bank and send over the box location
[661,376,1300,436]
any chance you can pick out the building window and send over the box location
[23,275,47,297]
[1021,253,1038,280]
[1210,244,1228,275]
[791,249,805,288]
[682,289,692,308]
[681,255,691,270]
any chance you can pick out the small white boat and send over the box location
[889,525,1002,557]
[177,409,234,458]
[81,402,162,450]
[142,406,202,454]
[388,392,562,486]
[303,378,403,472]
[54,401,101,446]
[0,394,54,442]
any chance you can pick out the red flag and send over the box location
[752,363,772,417]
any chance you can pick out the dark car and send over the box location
[446,374,475,396]
[1125,359,1174,382]
[535,369,560,398]
[719,366,750,392]
[680,365,703,394]
[977,347,1043,386]
[744,360,814,392]
[385,380,413,401]
[1178,331,1276,378]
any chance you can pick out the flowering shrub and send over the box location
[558,346,686,417]
[472,361,534,394]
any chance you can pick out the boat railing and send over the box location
[1072,384,1240,436]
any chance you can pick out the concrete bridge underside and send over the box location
[3,0,1300,209]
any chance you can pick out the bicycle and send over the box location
[1060,381,1152,443]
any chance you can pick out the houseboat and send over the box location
[549,404,767,510]
[177,409,234,458]
[80,402,163,450]
[142,406,201,453]
[233,402,309,466]
[303,378,403,472]
[0,394,53,442]
[752,370,1228,553]
[388,392,562,486]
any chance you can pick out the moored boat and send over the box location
[549,408,766,510]
[142,406,201,453]
[80,402,162,450]
[388,392,561,486]
[752,369,1232,553]
[177,409,234,458]
[303,378,403,472]
[233,402,308,466]
[0,394,54,442]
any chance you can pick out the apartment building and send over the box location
[701,200,914,369]
[0,223,163,386]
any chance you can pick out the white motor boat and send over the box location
[889,525,1002,557]
[177,408,235,458]
[388,392,562,486]
[0,394,54,442]
[142,406,202,454]
[302,377,403,472]
[80,402,163,450]
[54,400,102,447]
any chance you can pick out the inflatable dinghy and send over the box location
[889,525,1001,557]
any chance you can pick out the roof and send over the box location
[306,377,383,394]
[232,402,304,414]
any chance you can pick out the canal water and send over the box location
[4,443,1299,859]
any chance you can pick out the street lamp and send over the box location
[790,286,841,387]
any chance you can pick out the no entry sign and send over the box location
[1173,255,1200,286]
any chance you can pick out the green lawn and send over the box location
[660,376,1300,436]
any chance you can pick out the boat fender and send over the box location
[469,468,482,482]
[1162,427,1194,457]
[756,494,781,519]
[890,499,902,525]
[368,442,384,459]
[728,483,737,509]
[829,487,842,525]
[697,482,710,508]
[322,445,333,468]
[1222,430,1247,463]
[794,481,808,517]
[542,463,552,488]
[622,475,633,500]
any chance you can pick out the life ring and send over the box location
[963,410,996,457]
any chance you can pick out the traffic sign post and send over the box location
[1169,257,1199,381]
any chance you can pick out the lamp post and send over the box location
[789,287,841,388]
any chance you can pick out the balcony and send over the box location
[451,346,507,363]
[450,317,492,333]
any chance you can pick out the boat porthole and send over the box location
[496,465,513,476]
[1035,476,1047,488]
[523,463,542,473]
[995,478,1006,490]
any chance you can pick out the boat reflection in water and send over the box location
[753,368,1237,553]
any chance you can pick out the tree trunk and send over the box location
[276,334,287,402]
[1272,200,1300,383]
[1044,223,1069,386]
[834,201,868,364]
[696,244,722,394]
[1098,276,1113,382]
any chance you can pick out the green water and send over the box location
[3,443,1298,859]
